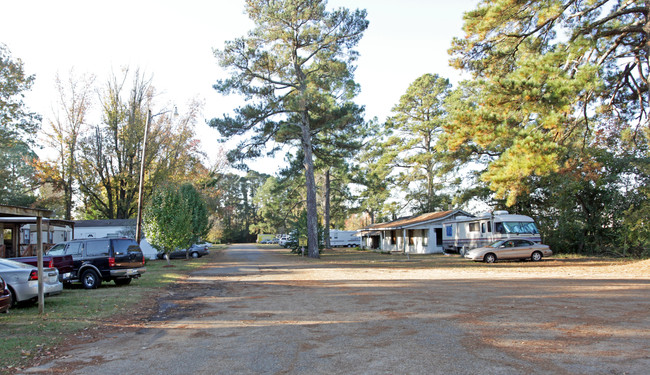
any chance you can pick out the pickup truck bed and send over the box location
[9,255,74,282]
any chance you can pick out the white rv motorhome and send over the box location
[442,211,541,254]
[329,230,361,247]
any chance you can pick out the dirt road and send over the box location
[22,244,650,374]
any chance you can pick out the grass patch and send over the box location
[0,245,224,374]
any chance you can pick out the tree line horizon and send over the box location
[1,0,648,257]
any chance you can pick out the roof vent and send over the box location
[493,210,509,215]
[479,212,491,217]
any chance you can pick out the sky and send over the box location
[1,0,478,174]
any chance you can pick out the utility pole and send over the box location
[135,110,152,244]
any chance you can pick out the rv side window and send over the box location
[481,223,486,233]
[469,223,479,232]
[487,222,492,232]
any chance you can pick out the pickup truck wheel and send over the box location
[81,269,100,289]
[114,278,132,286]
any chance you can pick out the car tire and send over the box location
[531,251,543,262]
[7,286,16,309]
[114,278,132,286]
[81,269,100,289]
[484,253,497,263]
[191,252,199,258]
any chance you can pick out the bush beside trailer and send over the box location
[442,211,541,254]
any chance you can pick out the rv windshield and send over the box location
[497,221,539,234]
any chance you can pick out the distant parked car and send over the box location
[0,258,63,308]
[464,239,552,263]
[0,276,11,313]
[156,244,209,260]
[47,238,146,289]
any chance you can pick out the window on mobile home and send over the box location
[469,223,479,232]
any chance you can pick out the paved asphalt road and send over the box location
[21,244,650,375]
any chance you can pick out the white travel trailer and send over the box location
[442,211,541,254]
[329,230,361,247]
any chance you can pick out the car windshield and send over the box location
[47,243,66,255]
[498,221,539,234]
[488,241,504,248]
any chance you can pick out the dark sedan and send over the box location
[156,244,209,260]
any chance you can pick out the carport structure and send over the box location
[0,204,54,314]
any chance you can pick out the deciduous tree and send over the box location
[143,184,192,264]
[39,70,95,219]
[0,44,41,205]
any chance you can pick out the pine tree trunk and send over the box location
[300,112,320,259]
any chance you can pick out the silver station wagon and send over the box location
[464,239,553,263]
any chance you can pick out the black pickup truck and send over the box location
[9,254,74,283]
[47,238,146,289]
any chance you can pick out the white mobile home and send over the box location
[358,210,471,254]
[329,230,361,247]
[441,211,541,254]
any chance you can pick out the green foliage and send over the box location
[211,0,368,258]
[286,210,324,254]
[143,184,192,254]
[446,0,648,205]
[212,171,270,243]
[0,44,41,205]
[384,73,453,213]
[180,183,211,244]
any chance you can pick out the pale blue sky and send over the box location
[1,0,478,172]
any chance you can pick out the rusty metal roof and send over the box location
[360,210,470,231]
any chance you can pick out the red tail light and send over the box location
[108,257,115,267]
[29,270,38,281]
[142,256,145,266]
[48,259,54,268]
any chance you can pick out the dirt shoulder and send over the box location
[20,246,650,375]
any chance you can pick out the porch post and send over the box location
[37,216,44,314]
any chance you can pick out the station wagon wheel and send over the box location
[531,251,543,262]
[81,269,100,289]
[484,253,497,264]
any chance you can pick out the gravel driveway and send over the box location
[22,244,650,374]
